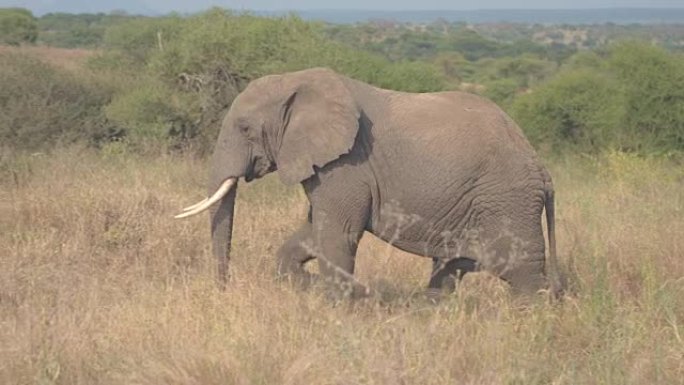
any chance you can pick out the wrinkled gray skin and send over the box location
[203,67,563,299]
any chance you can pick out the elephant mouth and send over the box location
[245,156,275,182]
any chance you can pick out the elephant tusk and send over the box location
[174,178,237,219]
[182,198,208,211]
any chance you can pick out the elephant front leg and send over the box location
[275,219,368,299]
[314,229,368,300]
[276,222,316,288]
[309,208,370,300]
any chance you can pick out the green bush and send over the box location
[482,78,520,107]
[511,42,684,154]
[376,61,446,92]
[98,9,447,150]
[481,55,558,88]
[0,8,38,45]
[37,12,136,48]
[608,42,684,152]
[0,53,118,149]
[511,69,624,152]
[103,15,183,64]
[432,52,475,85]
[104,78,197,144]
[146,10,312,80]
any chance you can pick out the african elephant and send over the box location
[176,67,563,299]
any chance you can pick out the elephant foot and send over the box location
[321,278,372,303]
[277,271,371,302]
[277,270,315,290]
[425,273,457,304]
[426,257,477,303]
[425,286,453,304]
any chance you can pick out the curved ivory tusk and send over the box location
[182,198,208,211]
[174,178,236,219]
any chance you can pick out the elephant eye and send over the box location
[237,120,249,134]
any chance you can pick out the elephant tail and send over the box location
[544,177,564,298]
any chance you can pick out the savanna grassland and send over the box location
[1,146,683,384]
[2,7,684,385]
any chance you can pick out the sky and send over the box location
[3,0,684,14]
[138,0,684,11]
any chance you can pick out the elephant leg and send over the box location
[427,257,478,300]
[316,232,366,299]
[300,171,373,300]
[500,260,546,296]
[481,222,547,296]
[309,206,370,300]
[276,221,316,287]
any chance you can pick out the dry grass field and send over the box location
[1,145,683,384]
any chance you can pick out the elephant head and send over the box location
[175,68,361,288]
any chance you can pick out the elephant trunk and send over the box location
[174,176,238,289]
[210,181,237,290]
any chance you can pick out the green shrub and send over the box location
[104,78,197,144]
[480,55,558,88]
[146,10,309,80]
[103,15,183,64]
[442,29,502,61]
[98,9,448,152]
[511,69,625,152]
[0,53,117,149]
[376,61,446,92]
[608,42,684,152]
[511,42,684,154]
[0,8,38,45]
[37,12,134,48]
[483,78,520,107]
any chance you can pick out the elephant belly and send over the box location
[369,199,478,260]
[368,182,546,269]
[363,138,547,265]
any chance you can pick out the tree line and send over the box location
[1,7,682,154]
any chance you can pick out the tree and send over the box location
[509,42,684,153]
[377,61,446,92]
[511,69,624,152]
[103,15,183,64]
[37,12,133,48]
[0,8,38,45]
[442,29,501,61]
[608,42,684,152]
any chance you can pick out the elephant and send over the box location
[175,67,564,299]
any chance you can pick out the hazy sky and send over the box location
[141,0,684,11]
[152,0,683,10]
[4,0,684,13]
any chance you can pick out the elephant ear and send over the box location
[277,69,361,185]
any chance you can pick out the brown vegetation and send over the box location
[1,147,682,384]
[0,45,94,71]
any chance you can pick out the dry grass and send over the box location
[1,146,683,384]
[0,45,95,72]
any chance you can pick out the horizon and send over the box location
[2,1,684,24]
[11,6,684,16]
[3,0,684,16]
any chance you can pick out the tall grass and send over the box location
[1,147,682,384]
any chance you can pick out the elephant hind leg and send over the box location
[483,228,547,296]
[499,260,547,296]
[427,257,478,300]
[276,222,316,288]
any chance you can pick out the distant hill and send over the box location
[14,2,684,25]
